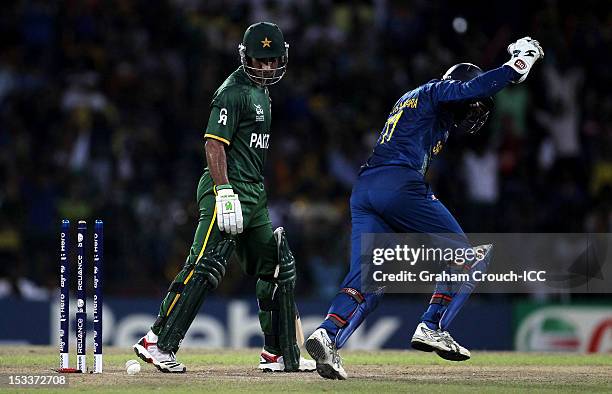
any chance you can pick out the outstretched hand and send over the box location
[504,37,545,83]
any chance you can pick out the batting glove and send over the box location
[504,36,544,83]
[215,184,243,235]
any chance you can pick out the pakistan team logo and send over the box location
[254,104,264,122]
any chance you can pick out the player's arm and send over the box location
[205,139,229,185]
[433,37,544,104]
[204,88,244,235]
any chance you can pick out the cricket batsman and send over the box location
[133,22,315,373]
[305,37,545,379]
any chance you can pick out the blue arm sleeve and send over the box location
[430,65,520,105]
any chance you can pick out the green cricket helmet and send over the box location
[239,22,289,86]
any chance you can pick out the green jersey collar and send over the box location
[237,66,268,89]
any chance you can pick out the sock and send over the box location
[421,303,444,330]
[318,291,361,342]
[319,319,340,340]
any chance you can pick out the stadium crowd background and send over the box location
[0,0,610,300]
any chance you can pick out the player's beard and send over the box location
[243,57,287,86]
[252,68,278,86]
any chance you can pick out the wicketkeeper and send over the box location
[306,37,545,380]
[133,22,315,373]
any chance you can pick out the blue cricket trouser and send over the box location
[319,165,466,344]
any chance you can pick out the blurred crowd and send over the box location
[0,0,610,300]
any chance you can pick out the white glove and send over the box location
[504,36,544,83]
[215,185,243,235]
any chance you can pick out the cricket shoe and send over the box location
[410,323,470,361]
[133,331,186,373]
[305,328,347,380]
[258,349,316,372]
[435,330,471,361]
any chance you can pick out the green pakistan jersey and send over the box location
[204,66,272,183]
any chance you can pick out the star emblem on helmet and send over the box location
[261,37,272,48]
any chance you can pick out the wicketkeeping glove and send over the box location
[215,184,243,235]
[504,36,544,83]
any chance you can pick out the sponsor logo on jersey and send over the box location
[432,140,443,155]
[250,133,270,149]
[254,104,265,122]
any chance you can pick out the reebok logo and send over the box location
[514,59,527,70]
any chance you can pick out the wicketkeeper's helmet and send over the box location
[239,22,288,86]
[442,63,494,134]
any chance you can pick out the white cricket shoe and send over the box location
[258,349,316,372]
[133,330,186,373]
[305,328,347,380]
[436,330,471,361]
[411,322,445,352]
[410,322,470,361]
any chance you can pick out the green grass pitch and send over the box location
[1,346,611,393]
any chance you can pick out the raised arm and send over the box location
[432,66,518,104]
[431,37,545,105]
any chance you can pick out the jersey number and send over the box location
[381,110,403,144]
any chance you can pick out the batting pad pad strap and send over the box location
[340,287,365,304]
[258,297,278,311]
[326,313,347,328]
[153,316,165,333]
[430,293,453,306]
[169,282,186,294]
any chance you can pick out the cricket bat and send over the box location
[295,311,305,346]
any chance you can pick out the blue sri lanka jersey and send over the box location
[363,65,519,176]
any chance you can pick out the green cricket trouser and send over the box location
[157,170,278,321]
